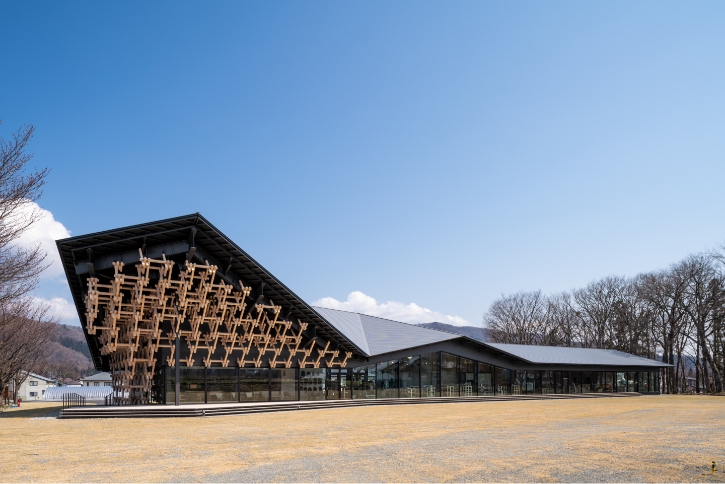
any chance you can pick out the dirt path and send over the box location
[1,396,723,482]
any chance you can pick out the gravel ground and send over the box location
[1,396,724,482]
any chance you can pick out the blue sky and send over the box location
[1,2,724,326]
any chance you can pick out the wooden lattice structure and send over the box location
[84,251,352,404]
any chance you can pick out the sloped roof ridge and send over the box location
[312,306,464,337]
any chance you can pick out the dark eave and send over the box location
[57,213,365,370]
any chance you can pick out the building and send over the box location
[61,378,82,387]
[57,214,668,405]
[15,372,56,401]
[80,372,112,387]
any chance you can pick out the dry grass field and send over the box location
[1,395,724,482]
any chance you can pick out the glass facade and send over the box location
[440,353,459,397]
[542,371,555,394]
[206,368,237,403]
[421,352,439,397]
[376,360,398,398]
[300,368,325,401]
[240,369,269,401]
[495,367,510,395]
[399,356,420,398]
[478,364,494,395]
[270,369,297,401]
[353,364,376,399]
[162,357,661,404]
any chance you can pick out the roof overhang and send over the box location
[57,213,365,371]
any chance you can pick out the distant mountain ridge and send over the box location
[417,322,489,343]
[45,324,95,379]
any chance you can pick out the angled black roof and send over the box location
[57,213,365,370]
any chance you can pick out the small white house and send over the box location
[17,372,56,401]
[80,372,112,387]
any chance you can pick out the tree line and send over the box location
[483,253,725,394]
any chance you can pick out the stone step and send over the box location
[58,392,641,419]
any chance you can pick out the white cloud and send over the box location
[33,296,79,323]
[15,202,72,279]
[312,291,472,327]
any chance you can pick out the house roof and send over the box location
[81,372,112,382]
[24,372,56,383]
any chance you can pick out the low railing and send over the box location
[62,393,86,408]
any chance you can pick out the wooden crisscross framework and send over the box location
[84,252,352,404]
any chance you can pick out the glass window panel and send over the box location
[206,368,237,403]
[460,357,475,396]
[569,371,582,393]
[177,367,205,403]
[240,369,269,401]
[376,360,398,398]
[165,366,175,404]
[542,371,555,394]
[399,356,420,398]
[325,368,344,400]
[420,352,439,397]
[638,372,649,392]
[615,372,627,393]
[478,363,494,395]
[650,372,659,393]
[440,353,459,397]
[511,370,525,395]
[270,369,297,401]
[300,368,326,401]
[626,372,636,392]
[524,371,540,394]
[581,372,593,393]
[352,364,376,399]
[592,372,603,392]
[495,367,510,395]
[340,368,351,399]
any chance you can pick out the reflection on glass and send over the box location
[542,371,555,394]
[615,372,627,392]
[165,367,175,404]
[525,371,540,394]
[582,372,593,393]
[399,356,420,398]
[353,364,376,399]
[325,368,345,400]
[421,352,439,397]
[478,363,494,395]
[240,368,269,401]
[271,369,297,401]
[511,370,525,395]
[300,368,326,401]
[179,367,205,403]
[627,372,637,392]
[460,357,475,396]
[377,360,398,398]
[495,367,510,395]
[651,372,660,393]
[441,353,459,397]
[569,371,582,393]
[207,368,237,403]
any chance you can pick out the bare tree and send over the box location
[484,290,554,345]
[0,120,54,401]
